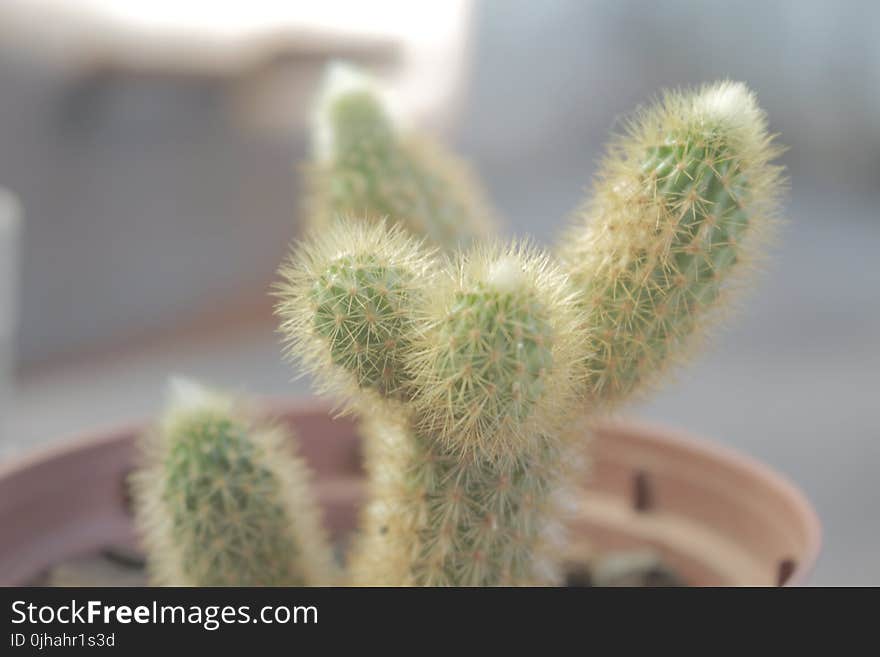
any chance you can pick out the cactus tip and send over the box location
[166,375,217,410]
[312,61,389,162]
[487,255,526,293]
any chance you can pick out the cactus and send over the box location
[275,220,435,406]
[559,81,783,404]
[378,244,583,586]
[125,75,783,587]
[130,379,334,586]
[305,63,495,251]
[275,79,783,586]
[277,224,587,585]
[407,244,585,460]
[348,415,582,586]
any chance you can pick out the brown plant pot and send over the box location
[0,401,821,586]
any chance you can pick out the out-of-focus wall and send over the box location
[0,189,20,441]
[0,1,474,368]
[0,55,309,367]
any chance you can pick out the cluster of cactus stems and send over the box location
[133,67,783,586]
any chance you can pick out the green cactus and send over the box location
[128,74,783,588]
[381,245,582,586]
[130,379,334,586]
[559,81,783,404]
[407,244,584,461]
[278,227,586,585]
[275,79,784,587]
[305,63,495,251]
[275,220,434,406]
[348,416,580,586]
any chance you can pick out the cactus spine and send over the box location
[305,63,495,251]
[131,379,334,586]
[559,81,783,404]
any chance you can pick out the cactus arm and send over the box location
[274,220,435,407]
[560,81,784,404]
[305,63,495,250]
[130,379,335,586]
[408,244,584,461]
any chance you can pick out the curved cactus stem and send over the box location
[130,379,335,586]
[305,63,496,250]
[559,81,784,405]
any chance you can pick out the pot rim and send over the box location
[0,396,323,480]
[597,417,822,586]
[0,398,822,586]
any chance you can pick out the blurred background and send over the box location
[0,0,877,585]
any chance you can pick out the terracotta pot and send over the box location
[0,401,820,586]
